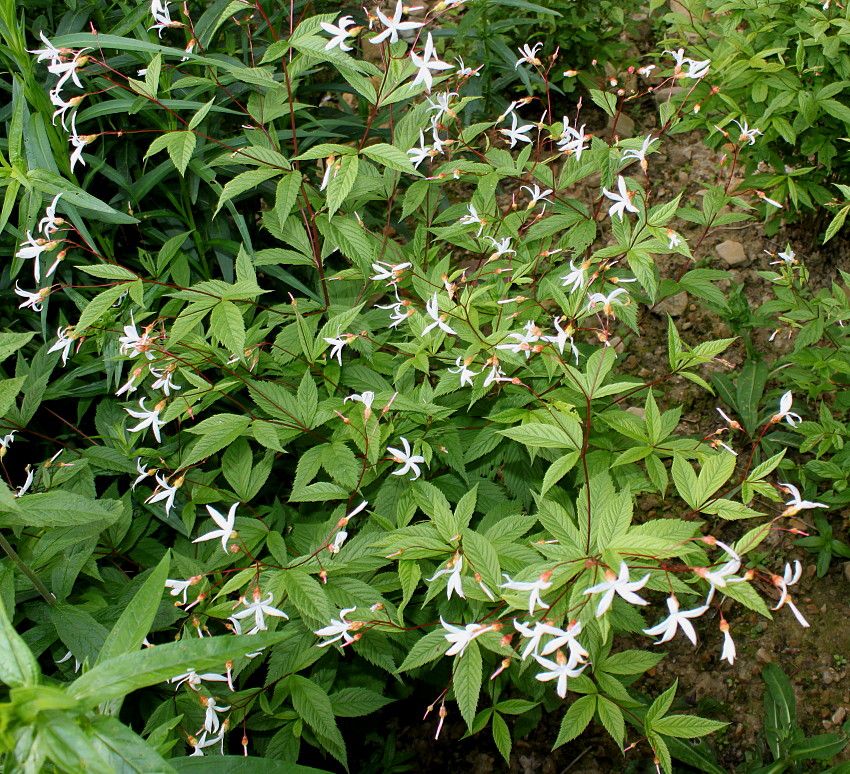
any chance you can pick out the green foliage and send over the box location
[0,0,835,770]
[663,0,850,235]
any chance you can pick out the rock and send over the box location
[823,669,835,685]
[833,707,847,725]
[756,648,773,664]
[655,291,688,317]
[716,240,749,267]
[843,561,850,584]
[626,406,646,419]
[609,111,635,139]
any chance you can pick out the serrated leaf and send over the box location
[281,569,330,624]
[275,171,303,222]
[596,696,625,747]
[210,300,246,355]
[0,596,39,687]
[553,695,596,749]
[454,640,483,729]
[215,168,281,217]
[330,687,393,718]
[499,422,579,449]
[288,675,347,767]
[652,714,727,738]
[396,629,448,672]
[361,143,420,175]
[182,414,251,467]
[326,155,359,216]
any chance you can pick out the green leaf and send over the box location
[596,696,625,747]
[554,695,596,748]
[540,452,580,496]
[275,171,303,222]
[51,603,110,668]
[454,640,483,729]
[210,300,246,355]
[182,414,251,467]
[68,631,286,709]
[0,377,26,416]
[289,675,347,767]
[0,595,39,687]
[360,143,421,175]
[498,422,579,449]
[0,332,34,365]
[73,284,133,336]
[88,716,178,774]
[326,155,359,216]
[10,493,120,528]
[652,714,727,738]
[492,712,511,762]
[281,569,330,624]
[396,629,449,672]
[215,168,281,217]
[647,680,678,726]
[96,553,170,666]
[329,687,393,717]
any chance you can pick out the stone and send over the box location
[833,707,847,725]
[716,239,749,267]
[608,111,635,139]
[755,648,773,664]
[626,406,646,419]
[655,291,688,317]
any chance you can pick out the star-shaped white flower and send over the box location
[231,589,288,634]
[771,391,802,427]
[533,650,586,698]
[125,397,166,443]
[770,560,809,628]
[192,503,238,553]
[448,356,479,387]
[499,112,534,148]
[145,473,180,516]
[386,437,425,479]
[47,325,75,366]
[421,293,457,336]
[315,607,360,647]
[499,572,552,616]
[520,184,553,207]
[731,119,762,146]
[583,562,649,617]
[320,15,358,51]
[778,482,827,516]
[643,595,708,645]
[601,175,639,220]
[370,0,424,45]
[441,617,494,657]
[38,194,64,237]
[515,42,542,69]
[719,618,735,664]
[427,554,465,599]
[410,33,453,93]
[620,134,659,171]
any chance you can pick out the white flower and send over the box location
[170,668,228,690]
[771,390,802,427]
[15,468,34,497]
[643,595,708,645]
[47,325,75,365]
[323,332,351,365]
[46,46,89,92]
[192,503,238,553]
[499,572,552,616]
[387,437,425,480]
[145,473,180,515]
[486,236,516,260]
[455,56,481,77]
[119,314,156,359]
[124,397,166,443]
[601,175,639,220]
[756,190,783,208]
[315,607,360,647]
[515,42,542,69]
[50,88,82,130]
[320,15,358,51]
[344,391,375,418]
[329,529,348,553]
[449,357,479,387]
[0,432,14,452]
[149,0,182,37]
[557,118,589,160]
[520,184,553,207]
[532,651,586,698]
[371,260,411,283]
[666,228,681,249]
[426,91,458,120]
[165,577,197,605]
[421,293,457,336]
[620,134,659,171]
[695,558,745,602]
[408,130,432,168]
[370,0,424,45]
[441,617,494,657]
[587,288,630,317]
[69,114,95,172]
[132,458,152,489]
[684,57,710,79]
[150,365,181,396]
[28,31,64,64]
[769,247,797,266]
[561,260,589,293]
[719,618,735,665]
[231,590,288,634]
[543,317,579,363]
[482,362,506,387]
[377,289,413,328]
[731,119,762,146]
[499,112,534,148]
[202,698,230,735]
[778,482,828,516]
[771,560,809,628]
[16,232,50,283]
[410,33,453,93]
[583,562,649,617]
[459,203,486,237]
[38,194,64,237]
[427,554,465,599]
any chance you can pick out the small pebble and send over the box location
[756,648,773,664]
[833,707,846,725]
